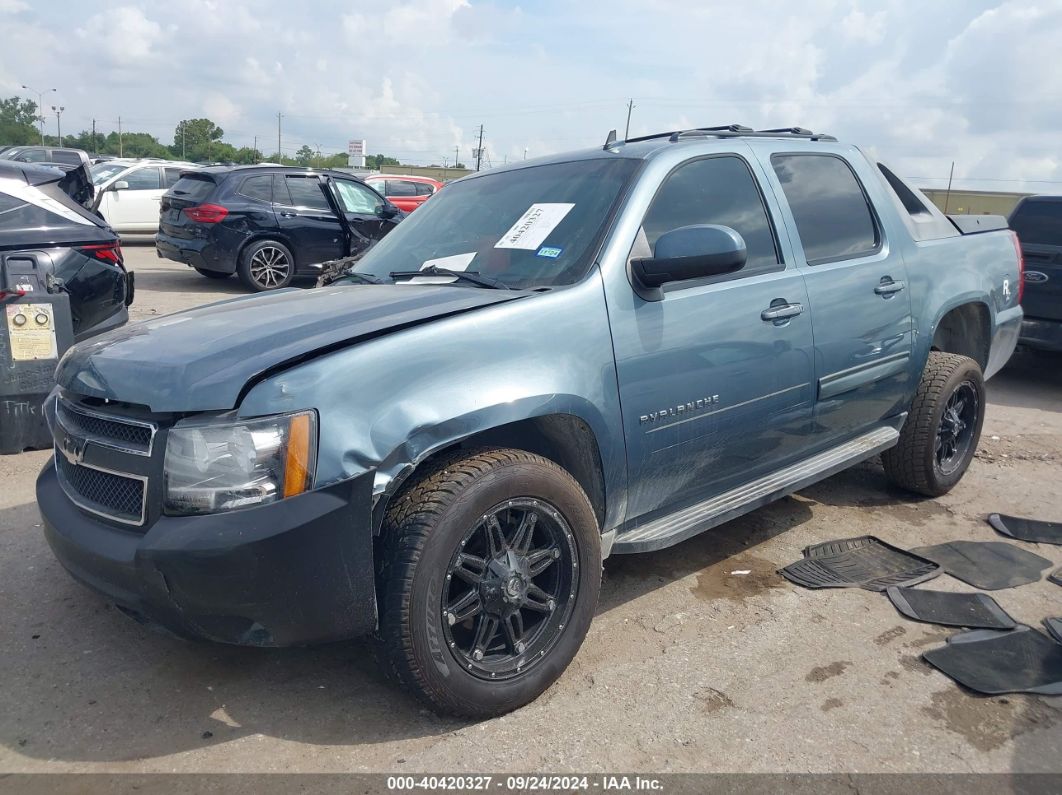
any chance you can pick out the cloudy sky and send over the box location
[1,0,1060,191]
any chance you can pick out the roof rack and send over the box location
[607,124,835,149]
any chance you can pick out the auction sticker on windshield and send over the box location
[6,304,58,361]
[495,203,574,250]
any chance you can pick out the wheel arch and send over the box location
[929,300,991,372]
[371,413,609,537]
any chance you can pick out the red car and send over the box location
[363,175,443,213]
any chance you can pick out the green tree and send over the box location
[294,144,316,166]
[367,153,400,170]
[0,97,41,146]
[172,118,225,161]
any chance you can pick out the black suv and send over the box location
[1,159,132,452]
[156,166,403,291]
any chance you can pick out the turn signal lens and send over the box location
[283,412,313,498]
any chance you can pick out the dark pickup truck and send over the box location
[1009,195,1062,351]
[37,125,1022,717]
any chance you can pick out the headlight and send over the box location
[163,410,317,515]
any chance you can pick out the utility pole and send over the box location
[277,112,282,163]
[475,125,484,172]
[182,124,186,159]
[91,118,96,152]
[118,116,123,157]
[21,85,56,144]
[253,135,258,164]
[51,105,64,146]
[624,98,634,140]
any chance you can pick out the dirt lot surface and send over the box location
[1,242,1060,774]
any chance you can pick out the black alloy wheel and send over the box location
[442,498,578,680]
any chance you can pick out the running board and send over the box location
[612,425,900,554]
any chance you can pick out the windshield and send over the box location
[91,162,131,185]
[352,158,639,289]
[1010,200,1062,247]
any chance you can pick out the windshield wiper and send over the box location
[388,266,511,290]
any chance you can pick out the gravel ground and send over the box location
[1,242,1059,774]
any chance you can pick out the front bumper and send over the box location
[1019,316,1062,353]
[37,463,378,646]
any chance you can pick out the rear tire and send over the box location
[237,240,294,292]
[373,448,601,718]
[883,352,985,497]
[194,267,231,279]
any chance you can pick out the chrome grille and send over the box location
[55,399,155,455]
[55,450,147,526]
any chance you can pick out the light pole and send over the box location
[21,84,56,145]
[51,105,65,147]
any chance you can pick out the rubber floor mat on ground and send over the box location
[987,513,1062,545]
[911,540,1052,591]
[886,586,1016,630]
[780,536,939,591]
[1046,618,1062,645]
[1052,567,1062,587]
[923,625,1062,696]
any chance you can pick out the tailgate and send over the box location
[1020,244,1062,321]
[159,173,216,240]
[1009,198,1062,321]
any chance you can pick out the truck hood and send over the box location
[56,284,526,412]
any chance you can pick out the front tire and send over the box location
[373,448,601,718]
[237,239,294,292]
[883,352,985,497]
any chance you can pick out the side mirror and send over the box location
[111,180,129,191]
[378,203,399,219]
[631,224,747,300]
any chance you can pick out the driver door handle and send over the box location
[875,278,906,295]
[761,302,804,321]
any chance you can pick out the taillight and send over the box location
[78,242,123,265]
[1008,230,1024,304]
[183,204,229,223]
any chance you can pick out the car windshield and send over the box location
[351,158,639,289]
[91,162,131,185]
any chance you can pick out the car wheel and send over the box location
[193,267,232,280]
[238,240,295,292]
[373,448,601,718]
[882,351,986,497]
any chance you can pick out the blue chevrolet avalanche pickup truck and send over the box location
[37,125,1023,717]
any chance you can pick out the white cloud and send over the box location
[0,0,1058,189]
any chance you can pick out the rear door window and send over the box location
[123,167,162,190]
[1009,201,1062,246]
[771,154,880,264]
[50,150,82,165]
[164,168,184,188]
[640,155,782,281]
[385,179,418,197]
[414,182,435,196]
[281,176,330,210]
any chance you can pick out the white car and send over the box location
[91,159,199,234]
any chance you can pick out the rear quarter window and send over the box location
[772,153,880,264]
[238,175,273,203]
